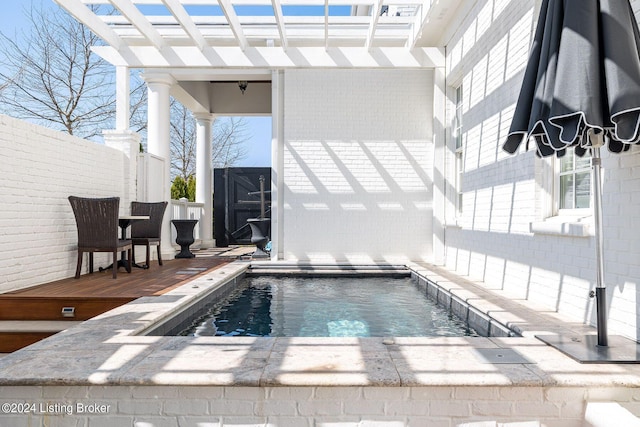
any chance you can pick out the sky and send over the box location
[0,0,273,168]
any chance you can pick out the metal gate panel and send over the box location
[214,167,271,246]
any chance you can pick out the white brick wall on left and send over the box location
[0,114,131,292]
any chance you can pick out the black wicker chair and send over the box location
[130,201,168,268]
[68,196,132,279]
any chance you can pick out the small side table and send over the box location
[172,219,198,258]
[119,215,149,269]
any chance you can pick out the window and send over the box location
[530,146,592,237]
[557,148,591,212]
[454,85,464,216]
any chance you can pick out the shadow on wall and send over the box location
[282,139,433,263]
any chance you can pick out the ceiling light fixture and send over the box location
[238,81,248,94]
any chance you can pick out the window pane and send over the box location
[575,155,590,171]
[560,174,574,209]
[455,86,463,150]
[560,154,574,173]
[575,171,591,209]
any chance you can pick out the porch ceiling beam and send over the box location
[110,0,167,49]
[52,0,123,49]
[218,0,249,51]
[271,0,288,50]
[161,0,208,50]
[365,0,383,50]
[92,45,445,68]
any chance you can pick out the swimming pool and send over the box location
[158,273,481,337]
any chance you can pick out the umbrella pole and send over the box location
[592,145,608,347]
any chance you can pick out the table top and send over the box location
[119,215,150,221]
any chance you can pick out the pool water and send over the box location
[179,275,479,337]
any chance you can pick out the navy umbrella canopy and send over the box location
[504,0,640,157]
[503,0,640,356]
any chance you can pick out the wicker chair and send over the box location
[130,201,168,268]
[68,196,132,279]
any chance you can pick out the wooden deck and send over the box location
[0,256,235,320]
[0,248,249,352]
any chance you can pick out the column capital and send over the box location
[193,112,215,124]
[142,72,176,87]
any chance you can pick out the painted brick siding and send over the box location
[282,69,434,263]
[444,0,640,339]
[0,384,627,426]
[0,114,130,292]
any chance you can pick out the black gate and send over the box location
[214,167,271,247]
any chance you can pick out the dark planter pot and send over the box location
[172,219,198,258]
[247,218,270,258]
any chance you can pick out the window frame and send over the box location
[554,148,592,217]
[530,146,593,237]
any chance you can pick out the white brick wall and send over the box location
[1,385,637,426]
[443,0,640,340]
[282,69,434,263]
[0,114,133,292]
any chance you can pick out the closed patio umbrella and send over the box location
[503,0,640,361]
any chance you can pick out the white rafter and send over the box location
[366,0,383,50]
[110,0,166,49]
[324,0,329,50]
[218,0,249,51]
[161,0,208,50]
[52,0,123,49]
[271,0,288,50]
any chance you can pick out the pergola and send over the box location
[52,0,463,256]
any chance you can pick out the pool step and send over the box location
[0,321,82,353]
[248,262,410,276]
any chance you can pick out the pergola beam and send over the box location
[161,0,208,50]
[271,0,288,50]
[324,0,329,49]
[218,0,249,51]
[52,0,123,49]
[366,0,384,50]
[410,0,433,49]
[110,0,167,49]
[92,45,445,68]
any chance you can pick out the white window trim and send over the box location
[530,150,592,238]
[452,84,464,226]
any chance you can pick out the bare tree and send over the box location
[169,100,250,182]
[0,2,115,139]
[129,72,149,135]
[0,2,250,175]
[212,116,251,168]
[170,100,197,181]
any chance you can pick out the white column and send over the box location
[115,66,130,131]
[271,70,285,260]
[144,73,175,259]
[195,113,215,249]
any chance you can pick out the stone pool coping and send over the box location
[1,260,640,388]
